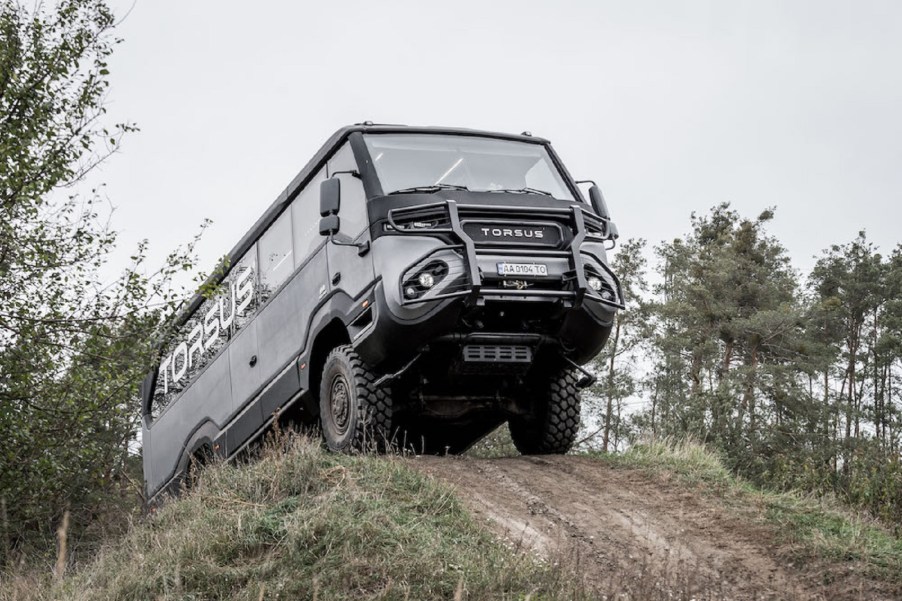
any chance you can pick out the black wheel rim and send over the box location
[329,374,351,435]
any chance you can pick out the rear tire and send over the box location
[509,369,580,454]
[319,344,392,452]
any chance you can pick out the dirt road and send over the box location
[414,454,897,600]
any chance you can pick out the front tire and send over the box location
[319,345,392,452]
[509,369,581,454]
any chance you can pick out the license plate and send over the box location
[496,262,548,277]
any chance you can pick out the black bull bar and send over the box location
[386,199,625,310]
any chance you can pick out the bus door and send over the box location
[326,143,375,300]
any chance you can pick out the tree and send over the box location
[0,0,201,560]
[582,238,650,452]
[634,213,902,525]
[635,205,807,466]
[806,234,902,520]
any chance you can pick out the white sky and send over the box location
[94,0,902,282]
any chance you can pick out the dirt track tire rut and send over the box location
[414,454,898,601]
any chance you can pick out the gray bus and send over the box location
[140,123,623,504]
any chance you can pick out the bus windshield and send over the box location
[363,134,576,201]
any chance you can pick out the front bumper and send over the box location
[385,199,625,311]
[355,200,623,368]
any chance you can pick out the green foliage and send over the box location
[0,0,203,561]
[652,204,805,449]
[615,204,902,529]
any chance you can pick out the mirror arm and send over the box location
[330,170,361,180]
[328,234,370,256]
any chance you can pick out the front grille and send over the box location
[461,220,564,248]
[387,203,586,245]
[459,207,574,248]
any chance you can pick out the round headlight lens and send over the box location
[587,276,603,292]
[404,286,419,299]
[418,272,436,289]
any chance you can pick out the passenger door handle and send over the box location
[249,355,257,367]
[332,272,341,285]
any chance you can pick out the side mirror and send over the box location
[320,178,341,217]
[319,214,340,237]
[588,185,610,220]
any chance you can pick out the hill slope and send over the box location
[23,436,583,601]
[11,436,902,600]
[421,439,902,600]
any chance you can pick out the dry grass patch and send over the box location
[5,434,589,601]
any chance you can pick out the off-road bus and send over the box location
[140,123,624,504]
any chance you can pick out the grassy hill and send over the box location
[6,435,585,601]
[5,434,902,600]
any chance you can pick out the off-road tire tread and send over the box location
[510,369,580,455]
[323,344,392,451]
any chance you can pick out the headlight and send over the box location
[402,260,449,301]
[418,272,435,288]
[587,276,603,292]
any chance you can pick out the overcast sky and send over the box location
[94,0,902,282]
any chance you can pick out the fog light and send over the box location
[417,272,435,288]
[587,276,603,292]
[404,286,419,299]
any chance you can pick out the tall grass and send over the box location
[5,434,589,601]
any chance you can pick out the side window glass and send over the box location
[151,247,257,418]
[291,167,326,265]
[229,248,258,332]
[328,143,367,238]
[257,211,293,300]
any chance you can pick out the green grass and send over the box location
[6,434,588,601]
[8,433,901,599]
[465,424,520,459]
[592,437,902,584]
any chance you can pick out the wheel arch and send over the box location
[168,420,220,496]
[305,318,351,417]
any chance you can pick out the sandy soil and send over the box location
[414,454,900,601]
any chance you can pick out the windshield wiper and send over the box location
[486,187,554,197]
[387,184,470,195]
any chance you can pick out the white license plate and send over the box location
[496,262,548,277]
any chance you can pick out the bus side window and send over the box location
[328,143,367,238]
[291,167,326,266]
[257,211,293,300]
[150,246,257,418]
[230,246,258,332]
